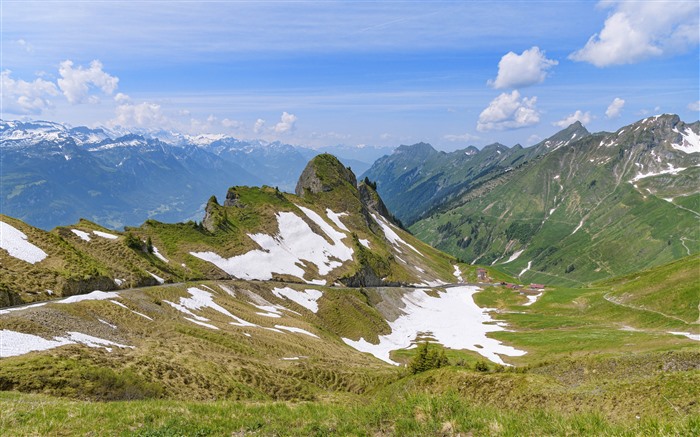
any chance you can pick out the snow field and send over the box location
[0,221,48,264]
[271,287,323,313]
[342,286,526,365]
[190,207,353,282]
[0,329,133,358]
[71,229,91,241]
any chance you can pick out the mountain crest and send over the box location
[295,153,358,197]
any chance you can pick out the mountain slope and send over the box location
[409,115,699,284]
[361,122,590,225]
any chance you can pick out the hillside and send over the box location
[361,122,589,226]
[0,153,698,434]
[392,115,699,285]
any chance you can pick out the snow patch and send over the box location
[190,207,353,282]
[98,319,117,329]
[109,300,153,320]
[503,249,524,264]
[342,287,525,365]
[630,163,690,183]
[669,331,700,341]
[114,278,124,286]
[71,229,91,241]
[0,221,48,264]
[518,261,532,278]
[271,287,323,313]
[152,246,169,263]
[147,271,165,284]
[93,230,118,240]
[325,209,349,231]
[58,290,120,304]
[371,213,421,255]
[185,317,220,330]
[164,287,256,327]
[571,219,585,235]
[0,302,46,315]
[522,292,543,306]
[275,325,319,338]
[453,265,464,282]
[359,238,371,248]
[671,127,700,154]
[0,329,133,358]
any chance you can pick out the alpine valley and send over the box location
[0,117,698,436]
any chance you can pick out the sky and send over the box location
[1,0,699,151]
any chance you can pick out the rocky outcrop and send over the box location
[295,154,357,197]
[223,188,241,207]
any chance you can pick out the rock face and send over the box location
[223,188,241,207]
[295,154,357,197]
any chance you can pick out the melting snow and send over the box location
[669,331,700,341]
[219,284,236,297]
[0,221,48,264]
[630,164,690,183]
[518,261,532,278]
[190,208,353,282]
[71,229,91,241]
[114,278,124,286]
[110,300,153,320]
[359,238,371,248]
[522,292,543,306]
[147,271,165,284]
[671,127,700,154]
[165,287,255,327]
[152,246,169,263]
[571,219,585,235]
[185,317,220,330]
[371,213,421,255]
[275,325,319,338]
[93,230,118,240]
[58,290,120,304]
[503,249,524,264]
[0,302,47,315]
[98,319,117,329]
[325,209,349,231]
[271,287,323,313]
[0,329,133,358]
[342,286,525,365]
[453,265,464,282]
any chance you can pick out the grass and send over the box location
[1,384,697,436]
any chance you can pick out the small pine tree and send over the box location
[146,236,154,253]
[408,342,450,374]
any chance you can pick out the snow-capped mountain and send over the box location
[0,120,387,230]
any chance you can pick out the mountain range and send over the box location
[0,120,393,230]
[362,114,699,285]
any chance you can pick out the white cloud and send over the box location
[443,133,480,142]
[1,69,59,114]
[254,118,266,134]
[273,111,297,133]
[570,0,699,67]
[553,110,592,128]
[109,101,169,128]
[605,97,625,118]
[527,134,542,145]
[221,118,241,129]
[57,60,119,104]
[688,101,700,112]
[488,46,558,89]
[16,39,34,53]
[114,92,131,104]
[476,90,540,132]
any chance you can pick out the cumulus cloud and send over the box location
[254,118,266,134]
[114,92,131,104]
[476,91,540,132]
[443,132,480,142]
[570,0,699,67]
[1,70,59,114]
[273,112,297,133]
[109,101,169,128]
[605,97,625,118]
[488,46,558,89]
[688,101,700,112]
[57,60,119,104]
[553,110,592,128]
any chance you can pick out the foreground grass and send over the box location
[1,390,698,436]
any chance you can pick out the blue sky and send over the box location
[2,0,698,151]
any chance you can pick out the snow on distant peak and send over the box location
[0,221,48,264]
[671,127,700,154]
